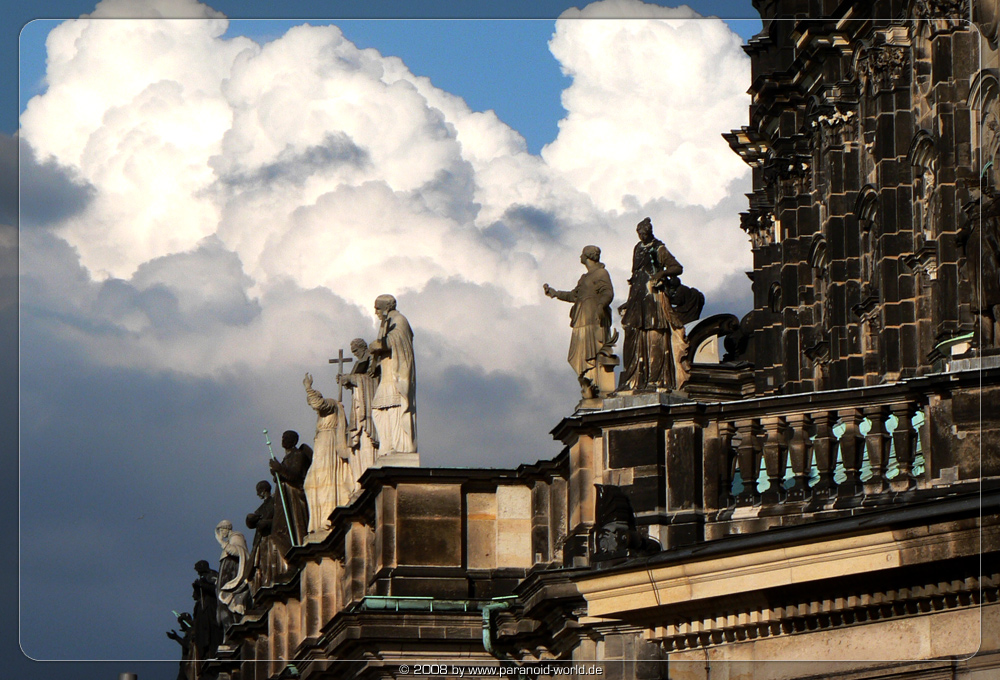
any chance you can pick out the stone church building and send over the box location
[178,1,1000,678]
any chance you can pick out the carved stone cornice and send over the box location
[763,154,812,197]
[649,566,993,653]
[854,44,908,94]
[852,294,883,331]
[803,339,832,366]
[724,126,770,169]
[902,243,940,282]
[911,0,970,36]
[809,105,859,150]
[740,209,776,248]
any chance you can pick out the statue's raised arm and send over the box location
[544,245,617,403]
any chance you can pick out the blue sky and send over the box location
[17,11,763,152]
[7,0,759,676]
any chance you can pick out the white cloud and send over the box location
[17,1,759,658]
[544,0,750,212]
[18,0,753,414]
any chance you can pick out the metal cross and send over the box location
[328,348,354,402]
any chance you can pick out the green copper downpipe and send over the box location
[482,596,517,659]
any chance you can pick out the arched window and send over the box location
[808,236,830,327]
[908,131,937,240]
[856,186,880,299]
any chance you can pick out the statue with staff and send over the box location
[267,430,311,546]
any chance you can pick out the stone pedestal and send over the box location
[597,353,619,396]
[372,452,420,467]
[552,391,703,554]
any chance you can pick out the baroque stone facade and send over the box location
[179,3,1000,679]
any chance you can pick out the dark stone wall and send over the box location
[729,4,985,394]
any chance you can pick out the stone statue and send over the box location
[214,520,251,634]
[338,338,379,480]
[543,245,618,399]
[618,217,703,392]
[190,560,222,661]
[591,485,660,561]
[166,611,195,680]
[959,194,1000,348]
[303,373,352,533]
[370,295,418,456]
[246,480,291,592]
[269,430,311,545]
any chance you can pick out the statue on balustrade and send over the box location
[338,338,379,480]
[214,519,251,635]
[370,294,417,456]
[269,430,311,545]
[618,217,704,392]
[543,245,618,399]
[166,611,195,680]
[190,560,222,661]
[303,373,352,533]
[959,192,1000,348]
[245,480,292,591]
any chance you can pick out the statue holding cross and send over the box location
[338,338,379,479]
[328,349,354,402]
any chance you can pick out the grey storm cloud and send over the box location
[215,132,370,189]
[483,204,561,250]
[87,238,262,336]
[17,136,96,228]
[700,269,753,321]
[411,163,481,224]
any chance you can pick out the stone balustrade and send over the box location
[722,398,924,510]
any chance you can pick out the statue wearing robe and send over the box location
[339,338,379,481]
[270,430,311,545]
[303,373,352,532]
[246,480,292,592]
[543,245,616,398]
[190,560,222,661]
[214,520,251,635]
[370,295,417,456]
[618,217,702,392]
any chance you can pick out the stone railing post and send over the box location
[837,408,865,498]
[785,413,812,501]
[717,421,737,510]
[811,411,838,498]
[761,416,789,505]
[734,418,761,505]
[863,405,891,496]
[890,402,918,492]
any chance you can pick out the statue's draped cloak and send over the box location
[305,388,350,533]
[553,264,614,378]
[372,309,417,454]
[347,354,379,477]
[248,494,291,591]
[619,238,690,391]
[217,531,251,616]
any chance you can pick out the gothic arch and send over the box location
[908,130,938,174]
[856,186,881,299]
[908,131,938,238]
[855,185,880,229]
[970,70,1000,190]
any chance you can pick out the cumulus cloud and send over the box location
[17,0,756,658]
[544,0,751,212]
